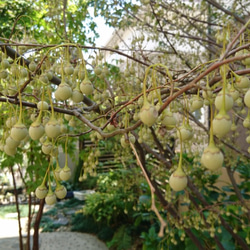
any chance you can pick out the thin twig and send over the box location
[129,141,167,237]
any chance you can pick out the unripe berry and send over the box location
[80,78,94,95]
[139,102,158,127]
[201,144,224,171]
[169,167,188,191]
[37,101,49,111]
[29,122,45,140]
[35,184,48,199]
[45,119,61,138]
[212,113,232,138]
[45,191,57,205]
[55,185,67,199]
[59,166,72,181]
[55,82,72,101]
[11,123,28,142]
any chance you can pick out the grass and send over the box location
[0,204,30,219]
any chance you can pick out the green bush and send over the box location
[71,213,114,242]
[0,204,29,219]
[76,169,154,249]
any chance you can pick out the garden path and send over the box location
[0,231,108,250]
[0,199,108,250]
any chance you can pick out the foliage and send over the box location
[141,226,168,250]
[0,0,34,39]
[39,216,61,232]
[107,225,133,250]
[0,0,98,44]
[77,169,152,248]
[0,204,29,219]
[39,198,85,232]
[83,170,145,224]
[71,213,115,241]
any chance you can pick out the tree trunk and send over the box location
[25,194,32,250]
[32,199,45,250]
[10,166,23,250]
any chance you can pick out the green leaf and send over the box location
[107,225,132,250]
[184,237,199,250]
[222,186,234,192]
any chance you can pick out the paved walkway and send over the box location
[0,219,108,250]
[0,232,108,250]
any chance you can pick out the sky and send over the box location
[94,16,114,47]
[88,8,114,47]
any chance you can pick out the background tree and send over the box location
[0,0,250,249]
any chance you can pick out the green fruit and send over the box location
[64,64,74,75]
[161,110,177,130]
[39,74,49,84]
[50,146,59,157]
[6,117,16,128]
[60,124,67,134]
[1,59,10,69]
[177,124,193,141]
[214,91,234,111]
[235,75,250,89]
[35,184,48,199]
[0,70,8,79]
[55,165,62,181]
[190,96,204,112]
[20,68,28,78]
[59,166,71,181]
[201,144,224,170]
[45,119,61,138]
[46,70,53,80]
[29,61,37,71]
[80,78,94,95]
[202,87,213,100]
[11,123,28,141]
[45,191,57,205]
[212,113,232,138]
[246,135,250,144]
[139,102,158,127]
[42,140,53,155]
[4,144,17,156]
[37,101,49,111]
[228,88,239,101]
[244,89,250,108]
[124,69,130,77]
[29,122,45,140]
[6,136,20,149]
[243,117,250,128]
[169,167,188,191]
[64,114,72,121]
[55,82,72,101]
[231,123,237,131]
[94,66,102,75]
[71,88,84,103]
[42,116,50,126]
[55,185,67,199]
[78,68,85,80]
[120,133,136,148]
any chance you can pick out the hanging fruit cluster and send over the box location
[0,24,250,206]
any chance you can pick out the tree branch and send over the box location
[225,166,250,220]
[205,0,246,24]
[63,0,68,41]
[188,181,249,249]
